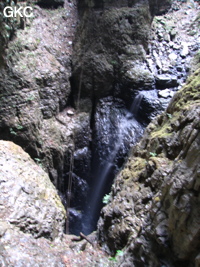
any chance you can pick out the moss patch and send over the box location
[121,157,147,181]
[167,68,200,113]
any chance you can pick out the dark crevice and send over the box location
[36,1,64,9]
[68,76,77,109]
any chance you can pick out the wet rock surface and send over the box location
[81,97,144,234]
[70,0,200,234]
[97,68,200,266]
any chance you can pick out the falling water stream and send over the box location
[81,94,144,234]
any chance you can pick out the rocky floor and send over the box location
[148,0,200,104]
[0,227,113,267]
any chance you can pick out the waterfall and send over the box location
[82,120,124,234]
[127,93,143,118]
[81,95,144,234]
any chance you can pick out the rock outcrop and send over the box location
[0,1,79,188]
[70,0,199,232]
[97,68,200,266]
[0,140,66,240]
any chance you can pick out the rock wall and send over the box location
[73,0,154,103]
[0,1,81,187]
[0,1,24,65]
[77,0,172,15]
[97,68,200,266]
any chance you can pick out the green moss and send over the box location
[122,158,146,181]
[167,68,200,113]
[151,120,173,139]
[190,51,200,73]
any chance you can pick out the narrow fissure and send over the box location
[62,88,146,235]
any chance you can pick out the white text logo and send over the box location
[3,6,33,18]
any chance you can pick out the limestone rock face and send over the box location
[0,140,66,240]
[97,68,200,266]
[73,1,153,102]
[0,1,79,186]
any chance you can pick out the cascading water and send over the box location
[129,93,143,116]
[82,94,144,234]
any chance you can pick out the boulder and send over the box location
[0,140,66,240]
[0,141,109,266]
[156,74,178,88]
[158,88,174,98]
